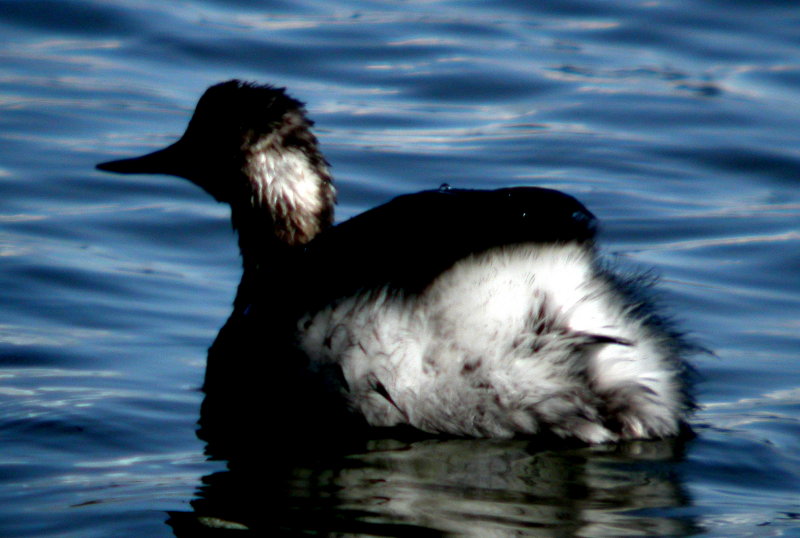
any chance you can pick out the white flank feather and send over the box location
[299,243,684,442]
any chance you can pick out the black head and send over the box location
[97,80,311,203]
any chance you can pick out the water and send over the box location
[1,0,799,535]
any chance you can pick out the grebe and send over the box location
[97,80,692,443]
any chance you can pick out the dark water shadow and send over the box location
[169,429,701,535]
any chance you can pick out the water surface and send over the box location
[1,0,799,536]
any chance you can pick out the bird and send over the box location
[97,80,693,443]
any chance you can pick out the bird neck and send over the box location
[228,204,307,318]
[229,140,335,280]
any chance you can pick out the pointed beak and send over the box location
[96,139,230,202]
[96,141,187,177]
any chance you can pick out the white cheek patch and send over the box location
[249,148,324,213]
[244,139,331,243]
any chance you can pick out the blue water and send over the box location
[1,0,799,535]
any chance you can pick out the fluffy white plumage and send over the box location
[300,243,684,442]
